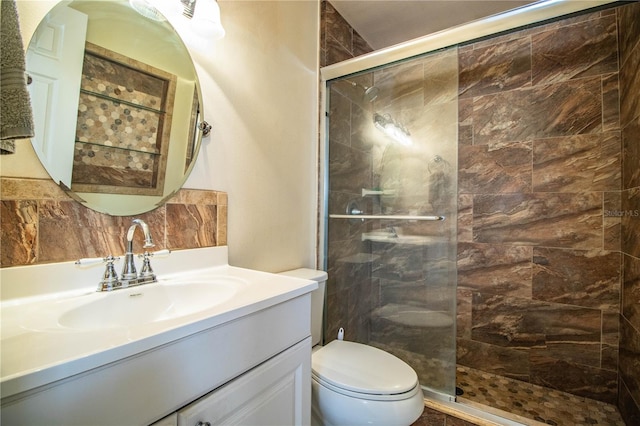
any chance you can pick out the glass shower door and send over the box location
[324,46,458,398]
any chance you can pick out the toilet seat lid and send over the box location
[312,340,418,395]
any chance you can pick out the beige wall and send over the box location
[3,0,319,272]
[186,0,320,272]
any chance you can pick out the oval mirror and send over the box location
[26,0,204,216]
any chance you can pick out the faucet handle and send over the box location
[75,255,122,292]
[137,249,170,280]
[100,255,121,291]
[138,249,171,258]
[75,255,120,267]
[139,252,155,280]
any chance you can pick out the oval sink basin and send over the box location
[57,277,246,330]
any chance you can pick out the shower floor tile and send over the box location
[456,366,626,426]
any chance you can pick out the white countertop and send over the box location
[0,247,316,398]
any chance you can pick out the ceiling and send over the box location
[329,0,538,50]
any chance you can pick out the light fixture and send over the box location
[373,113,412,146]
[180,0,225,40]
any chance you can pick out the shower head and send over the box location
[343,79,379,103]
[363,85,380,103]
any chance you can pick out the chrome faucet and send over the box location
[76,218,170,291]
[121,219,155,280]
[119,218,158,288]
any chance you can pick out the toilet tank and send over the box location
[278,268,327,347]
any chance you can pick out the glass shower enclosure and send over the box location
[323,47,458,398]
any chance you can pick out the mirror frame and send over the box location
[26,0,205,216]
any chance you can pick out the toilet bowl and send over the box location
[278,269,424,426]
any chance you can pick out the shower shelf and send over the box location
[361,232,441,245]
[329,214,445,221]
[361,188,396,197]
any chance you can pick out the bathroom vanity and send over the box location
[0,247,316,425]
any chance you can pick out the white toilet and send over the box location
[279,269,424,426]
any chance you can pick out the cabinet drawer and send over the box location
[178,337,311,426]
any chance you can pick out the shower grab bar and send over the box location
[329,214,445,221]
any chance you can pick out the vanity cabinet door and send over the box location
[177,337,311,426]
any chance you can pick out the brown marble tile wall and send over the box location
[320,0,372,67]
[617,1,640,424]
[456,7,626,405]
[321,0,375,345]
[0,177,227,267]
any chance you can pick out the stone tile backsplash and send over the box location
[0,177,227,267]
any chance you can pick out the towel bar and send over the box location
[329,214,444,221]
